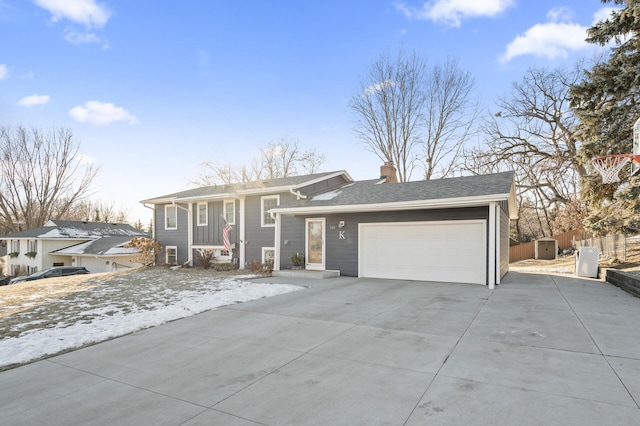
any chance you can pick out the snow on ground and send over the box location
[0,268,303,369]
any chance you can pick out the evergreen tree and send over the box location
[570,0,640,234]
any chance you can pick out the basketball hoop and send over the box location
[591,154,640,184]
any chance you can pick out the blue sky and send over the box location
[0,0,615,222]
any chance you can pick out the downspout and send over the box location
[488,202,497,290]
[142,203,155,238]
[173,201,193,266]
[239,197,246,269]
[271,210,281,271]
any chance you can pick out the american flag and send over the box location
[223,222,233,252]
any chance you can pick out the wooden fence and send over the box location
[575,234,627,261]
[510,230,589,263]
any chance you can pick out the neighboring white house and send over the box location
[0,220,149,276]
[0,244,6,277]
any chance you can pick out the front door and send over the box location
[306,218,325,270]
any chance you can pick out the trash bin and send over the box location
[575,247,600,278]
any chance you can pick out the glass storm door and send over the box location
[306,218,325,270]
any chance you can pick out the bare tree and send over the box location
[62,199,131,223]
[0,125,98,233]
[257,137,327,179]
[191,137,326,186]
[349,50,426,182]
[463,65,584,239]
[422,57,479,179]
[350,51,479,181]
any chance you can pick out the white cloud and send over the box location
[64,28,110,49]
[76,153,97,165]
[547,6,573,22]
[64,28,100,44]
[363,79,395,96]
[17,94,51,107]
[394,0,515,27]
[0,64,8,79]
[69,101,138,125]
[593,7,618,24]
[33,0,111,28]
[498,7,617,63]
[500,22,589,62]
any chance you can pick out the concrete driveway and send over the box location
[1,272,639,425]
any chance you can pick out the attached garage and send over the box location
[358,220,486,284]
[272,170,517,288]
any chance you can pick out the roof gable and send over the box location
[51,236,141,256]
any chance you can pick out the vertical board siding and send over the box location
[192,201,237,246]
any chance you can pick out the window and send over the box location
[10,240,20,254]
[197,203,208,226]
[224,201,235,225]
[29,266,38,274]
[27,239,37,254]
[166,246,177,265]
[261,195,279,227]
[262,247,275,264]
[165,205,177,230]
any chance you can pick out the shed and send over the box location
[535,237,557,260]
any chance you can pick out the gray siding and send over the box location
[192,201,237,248]
[280,216,306,268]
[244,192,298,264]
[154,204,190,264]
[280,207,489,277]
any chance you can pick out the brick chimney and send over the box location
[380,161,398,183]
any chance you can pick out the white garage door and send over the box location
[358,220,486,285]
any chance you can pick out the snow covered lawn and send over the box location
[0,267,303,370]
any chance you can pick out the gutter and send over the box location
[271,193,514,216]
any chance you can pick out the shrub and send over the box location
[247,260,272,275]
[290,253,305,267]
[195,249,215,269]
[212,262,239,272]
[124,237,163,266]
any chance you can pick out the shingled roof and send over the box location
[51,236,140,256]
[0,220,147,240]
[273,171,517,217]
[141,171,351,203]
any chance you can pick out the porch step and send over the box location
[272,269,341,279]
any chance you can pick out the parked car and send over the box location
[9,266,90,285]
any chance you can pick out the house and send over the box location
[142,164,517,288]
[0,244,6,277]
[0,220,149,276]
